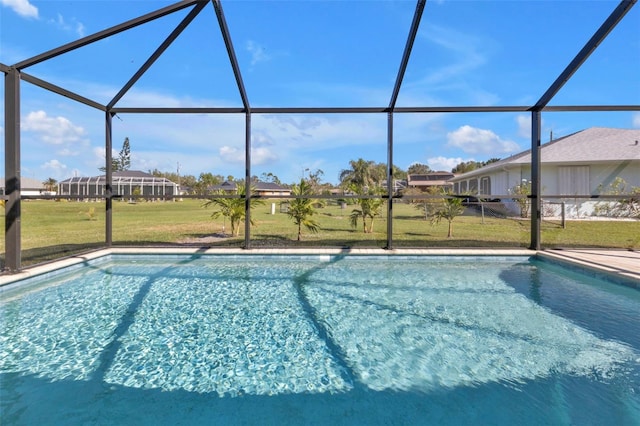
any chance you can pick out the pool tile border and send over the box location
[2,247,638,289]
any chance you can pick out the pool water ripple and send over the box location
[1,255,639,425]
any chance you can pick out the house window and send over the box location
[558,166,589,196]
[460,181,468,193]
[480,177,491,196]
[469,179,478,194]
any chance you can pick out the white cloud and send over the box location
[252,147,278,165]
[92,146,118,169]
[219,146,244,164]
[252,132,274,147]
[256,114,386,152]
[246,40,271,66]
[516,115,531,138]
[633,112,640,128]
[56,148,80,156]
[219,145,277,166]
[516,114,548,138]
[23,110,88,145]
[418,24,490,85]
[1,0,38,19]
[42,159,68,179]
[446,125,520,155]
[427,156,469,172]
[50,13,86,37]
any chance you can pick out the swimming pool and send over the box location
[1,254,639,425]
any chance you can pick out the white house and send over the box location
[0,177,48,196]
[449,127,640,218]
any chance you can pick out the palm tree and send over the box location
[202,183,263,236]
[287,179,319,241]
[42,177,57,194]
[364,196,385,233]
[431,193,465,238]
[339,158,377,189]
[349,186,385,233]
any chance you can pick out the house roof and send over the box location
[58,170,177,184]
[210,181,290,192]
[0,177,45,189]
[408,172,455,182]
[408,172,455,187]
[451,127,640,181]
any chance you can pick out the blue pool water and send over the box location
[1,255,639,425]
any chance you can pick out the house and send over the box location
[449,127,640,217]
[0,177,48,196]
[58,170,179,200]
[406,172,455,192]
[209,181,292,197]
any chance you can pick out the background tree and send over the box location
[42,177,57,193]
[372,163,407,182]
[119,137,131,171]
[451,158,501,174]
[510,180,532,218]
[260,172,282,185]
[484,158,501,166]
[405,186,442,220]
[194,172,222,195]
[595,177,640,218]
[451,160,481,174]
[339,159,378,189]
[304,168,324,192]
[370,162,388,185]
[407,162,432,175]
[431,192,465,238]
[100,137,131,172]
[287,179,319,241]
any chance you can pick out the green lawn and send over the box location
[1,199,638,268]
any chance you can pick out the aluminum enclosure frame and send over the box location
[3,0,639,271]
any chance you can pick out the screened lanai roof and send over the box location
[1,0,639,270]
[2,1,638,109]
[1,0,638,184]
[59,171,178,185]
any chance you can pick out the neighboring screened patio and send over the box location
[59,172,179,200]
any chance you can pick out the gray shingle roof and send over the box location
[451,127,640,180]
[512,127,640,164]
[210,181,290,192]
[0,177,44,189]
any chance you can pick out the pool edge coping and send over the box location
[2,247,638,288]
[0,247,533,286]
[536,250,640,288]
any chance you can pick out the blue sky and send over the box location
[1,0,639,185]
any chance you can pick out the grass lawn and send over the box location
[1,199,639,268]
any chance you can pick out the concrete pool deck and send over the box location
[1,247,639,287]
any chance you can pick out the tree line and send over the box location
[41,136,499,194]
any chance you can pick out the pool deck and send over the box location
[1,247,639,287]
[537,249,640,285]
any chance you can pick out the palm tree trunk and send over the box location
[447,221,453,238]
[297,222,302,241]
